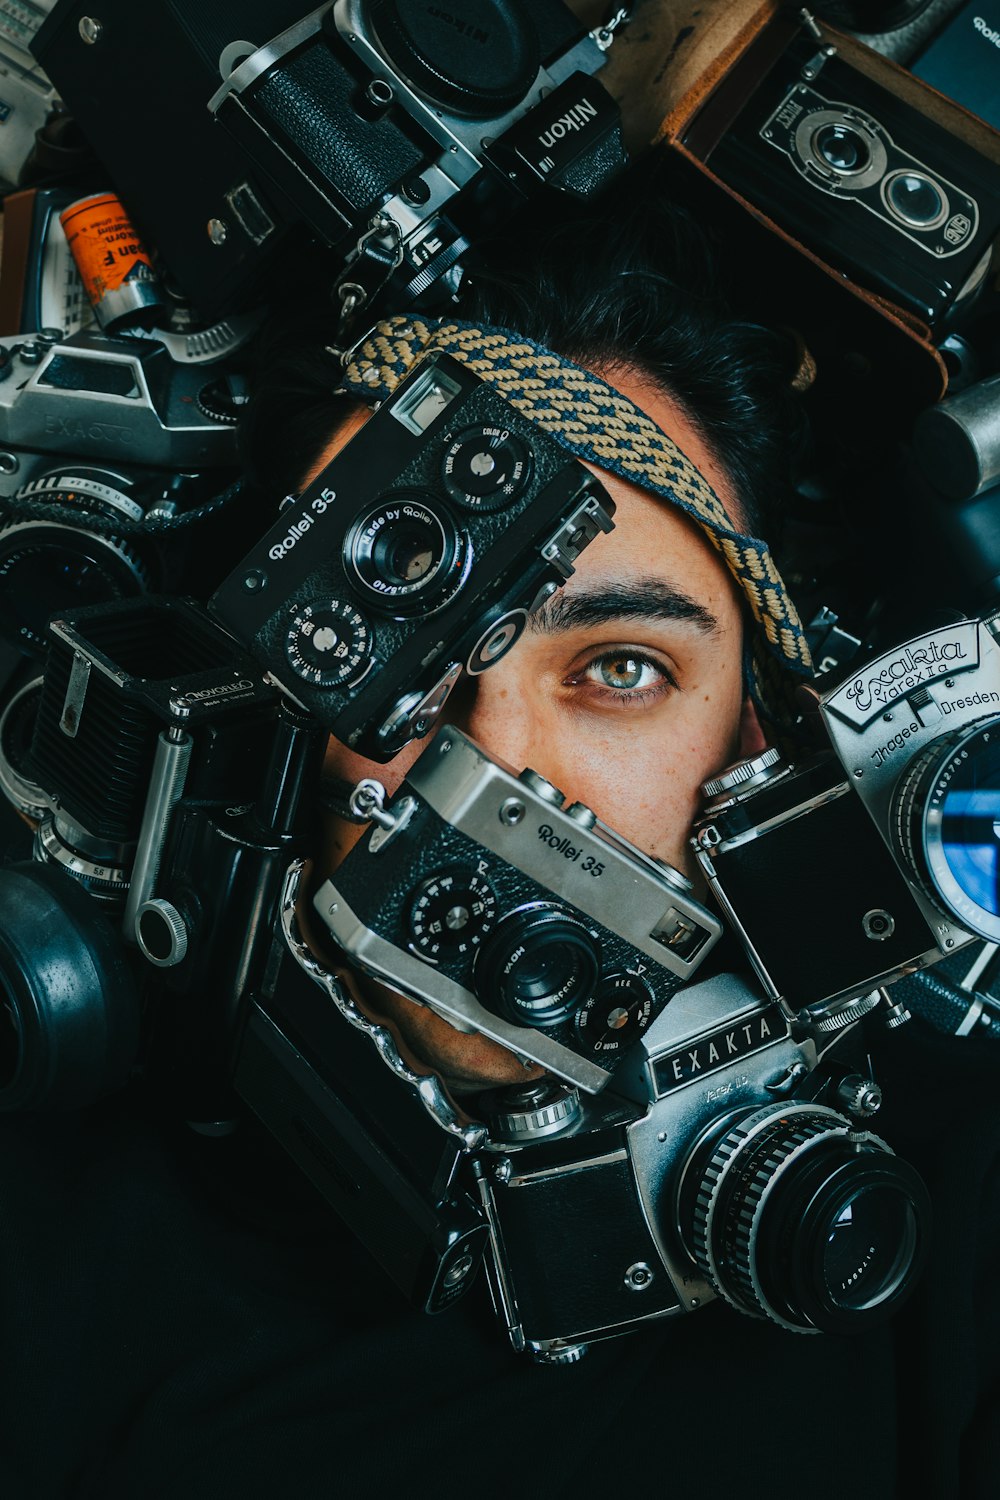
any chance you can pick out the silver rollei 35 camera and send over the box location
[694,613,1000,1023]
[314,727,722,1091]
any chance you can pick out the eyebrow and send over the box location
[529,579,721,635]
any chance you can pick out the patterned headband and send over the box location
[341,314,812,729]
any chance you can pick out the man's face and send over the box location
[315,365,763,1090]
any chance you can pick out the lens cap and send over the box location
[369,0,540,118]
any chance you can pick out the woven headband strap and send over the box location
[341,314,812,727]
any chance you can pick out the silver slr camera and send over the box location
[472,971,928,1360]
[694,613,1000,1023]
[314,727,722,1091]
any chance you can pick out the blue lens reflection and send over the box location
[941,785,1000,918]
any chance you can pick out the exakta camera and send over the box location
[694,613,1000,1022]
[690,20,1000,326]
[313,727,723,1092]
[259,874,930,1357]
[209,350,614,759]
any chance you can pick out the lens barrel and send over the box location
[0,861,140,1109]
[683,1102,929,1333]
[347,492,467,615]
[475,902,601,1028]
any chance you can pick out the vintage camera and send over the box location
[313,727,722,1092]
[249,877,930,1355]
[691,20,1000,326]
[209,350,614,760]
[0,324,257,659]
[0,593,327,1118]
[33,0,626,318]
[693,613,1000,1023]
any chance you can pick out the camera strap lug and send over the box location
[346,777,418,853]
[590,2,633,52]
[332,213,404,337]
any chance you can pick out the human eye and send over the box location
[565,647,677,707]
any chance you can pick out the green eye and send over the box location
[599,655,647,690]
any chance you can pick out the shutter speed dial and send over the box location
[284,598,373,687]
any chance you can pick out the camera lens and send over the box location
[348,493,467,615]
[476,903,600,1028]
[0,861,140,1109]
[369,0,540,118]
[683,1103,929,1332]
[813,122,871,175]
[883,170,945,228]
[0,522,146,653]
[894,718,1000,941]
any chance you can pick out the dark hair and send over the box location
[239,151,804,540]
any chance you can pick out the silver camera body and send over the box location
[694,614,1000,1022]
[471,968,927,1360]
[314,727,722,1092]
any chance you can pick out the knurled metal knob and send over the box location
[701,747,784,802]
[482,1079,581,1141]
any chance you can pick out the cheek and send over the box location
[555,669,744,871]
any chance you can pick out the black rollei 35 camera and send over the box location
[209,350,614,759]
[313,727,723,1091]
[689,18,1000,326]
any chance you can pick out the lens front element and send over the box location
[894,719,1000,941]
[685,1102,928,1333]
[348,492,467,615]
[476,903,601,1028]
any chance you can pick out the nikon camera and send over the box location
[33,0,626,318]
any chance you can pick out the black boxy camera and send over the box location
[314,727,723,1092]
[209,349,614,759]
[0,593,326,1118]
[687,18,1000,327]
[33,0,626,318]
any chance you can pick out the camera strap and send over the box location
[341,314,812,734]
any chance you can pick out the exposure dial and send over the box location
[284,597,373,687]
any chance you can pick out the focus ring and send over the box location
[691,1104,845,1324]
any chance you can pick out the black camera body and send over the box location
[694,24,1000,326]
[314,727,722,1091]
[210,350,614,759]
[33,0,625,317]
[0,593,327,1118]
[694,615,1000,1022]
